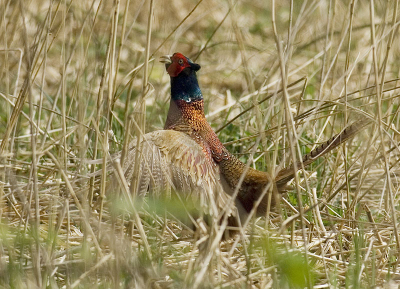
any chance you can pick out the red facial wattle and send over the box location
[166,53,191,77]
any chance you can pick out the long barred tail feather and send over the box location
[275,119,372,188]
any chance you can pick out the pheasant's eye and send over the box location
[178,58,184,65]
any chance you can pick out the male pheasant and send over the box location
[122,52,368,224]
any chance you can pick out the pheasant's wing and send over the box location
[122,130,232,216]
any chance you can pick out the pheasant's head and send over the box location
[160,52,201,78]
[160,53,203,103]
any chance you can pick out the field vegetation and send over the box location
[1,0,400,288]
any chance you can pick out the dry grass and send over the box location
[1,0,400,288]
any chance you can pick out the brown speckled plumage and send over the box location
[165,99,227,162]
[122,130,234,217]
[164,96,277,216]
[121,52,370,227]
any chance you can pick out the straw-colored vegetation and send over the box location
[1,0,400,288]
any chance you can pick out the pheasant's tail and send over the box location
[275,118,372,187]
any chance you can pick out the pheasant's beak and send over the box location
[159,55,172,64]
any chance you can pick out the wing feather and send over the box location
[122,130,232,216]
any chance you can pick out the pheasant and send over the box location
[122,52,369,225]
